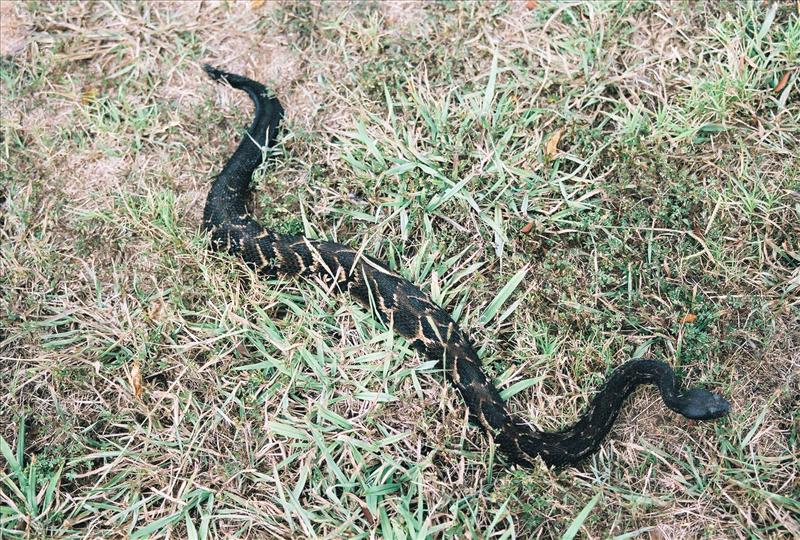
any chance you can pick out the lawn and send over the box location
[1,1,798,538]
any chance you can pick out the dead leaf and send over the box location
[544,128,563,159]
[148,299,166,320]
[251,0,265,8]
[680,313,697,324]
[130,361,143,398]
[774,71,790,93]
[344,493,375,525]
[81,88,98,105]
[521,221,534,234]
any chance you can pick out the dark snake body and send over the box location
[201,66,730,467]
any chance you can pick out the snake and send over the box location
[201,65,730,467]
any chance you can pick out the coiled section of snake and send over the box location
[201,65,730,467]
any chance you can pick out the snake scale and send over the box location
[201,65,730,467]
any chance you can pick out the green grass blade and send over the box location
[561,493,601,540]
[479,266,528,326]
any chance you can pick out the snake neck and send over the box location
[499,360,677,467]
[202,64,283,231]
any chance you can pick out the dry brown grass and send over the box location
[1,1,798,538]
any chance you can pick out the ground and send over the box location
[1,1,798,538]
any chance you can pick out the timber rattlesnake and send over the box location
[201,65,730,467]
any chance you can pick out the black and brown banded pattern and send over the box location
[201,65,730,467]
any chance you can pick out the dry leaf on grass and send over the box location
[774,71,790,93]
[544,128,563,159]
[81,88,98,105]
[147,299,166,320]
[680,313,697,324]
[130,361,143,398]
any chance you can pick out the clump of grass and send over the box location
[1,1,798,538]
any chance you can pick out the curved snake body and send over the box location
[201,66,730,467]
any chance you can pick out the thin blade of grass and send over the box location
[479,265,529,326]
[482,49,499,116]
[561,493,602,540]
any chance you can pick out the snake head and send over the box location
[676,389,731,420]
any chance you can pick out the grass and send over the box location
[1,1,798,538]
